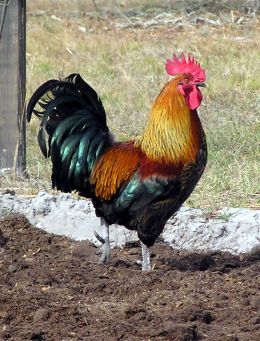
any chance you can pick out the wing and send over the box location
[114,171,181,214]
[112,170,181,246]
[91,141,181,207]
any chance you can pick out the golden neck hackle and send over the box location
[136,76,202,165]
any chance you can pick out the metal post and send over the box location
[0,0,26,176]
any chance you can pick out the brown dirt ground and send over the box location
[0,214,259,341]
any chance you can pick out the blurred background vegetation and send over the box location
[1,0,259,211]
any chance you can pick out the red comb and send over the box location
[165,52,206,82]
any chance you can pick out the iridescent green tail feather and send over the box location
[27,74,112,194]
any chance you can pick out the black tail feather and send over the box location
[27,80,60,122]
[27,74,112,193]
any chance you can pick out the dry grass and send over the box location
[1,1,259,211]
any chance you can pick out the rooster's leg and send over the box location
[141,242,151,271]
[95,218,110,264]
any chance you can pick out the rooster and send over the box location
[27,53,207,271]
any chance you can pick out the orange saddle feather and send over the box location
[90,142,140,200]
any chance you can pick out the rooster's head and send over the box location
[165,53,206,110]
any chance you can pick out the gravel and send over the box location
[0,191,259,254]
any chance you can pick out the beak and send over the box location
[197,82,206,87]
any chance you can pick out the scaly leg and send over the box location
[141,242,151,271]
[94,218,110,264]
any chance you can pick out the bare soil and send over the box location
[0,214,259,341]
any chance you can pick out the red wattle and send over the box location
[178,85,202,110]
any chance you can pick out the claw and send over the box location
[94,231,105,244]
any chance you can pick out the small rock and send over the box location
[113,259,131,268]
[19,259,30,269]
[125,307,146,318]
[160,301,167,306]
[33,308,50,323]
[134,311,147,320]
[8,263,18,273]
[15,280,30,291]
[70,241,91,257]
[24,257,34,263]
[95,282,107,292]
